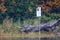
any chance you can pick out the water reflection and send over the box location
[0,37,60,40]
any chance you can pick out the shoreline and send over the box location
[0,32,59,38]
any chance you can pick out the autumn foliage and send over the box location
[0,0,60,15]
[37,0,60,15]
[0,0,6,13]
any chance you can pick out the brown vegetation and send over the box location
[0,0,6,13]
[37,0,60,15]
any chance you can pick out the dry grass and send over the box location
[0,32,59,38]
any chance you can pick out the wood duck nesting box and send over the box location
[36,7,41,17]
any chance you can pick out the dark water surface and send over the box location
[0,37,60,40]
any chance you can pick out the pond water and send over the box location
[0,37,60,40]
